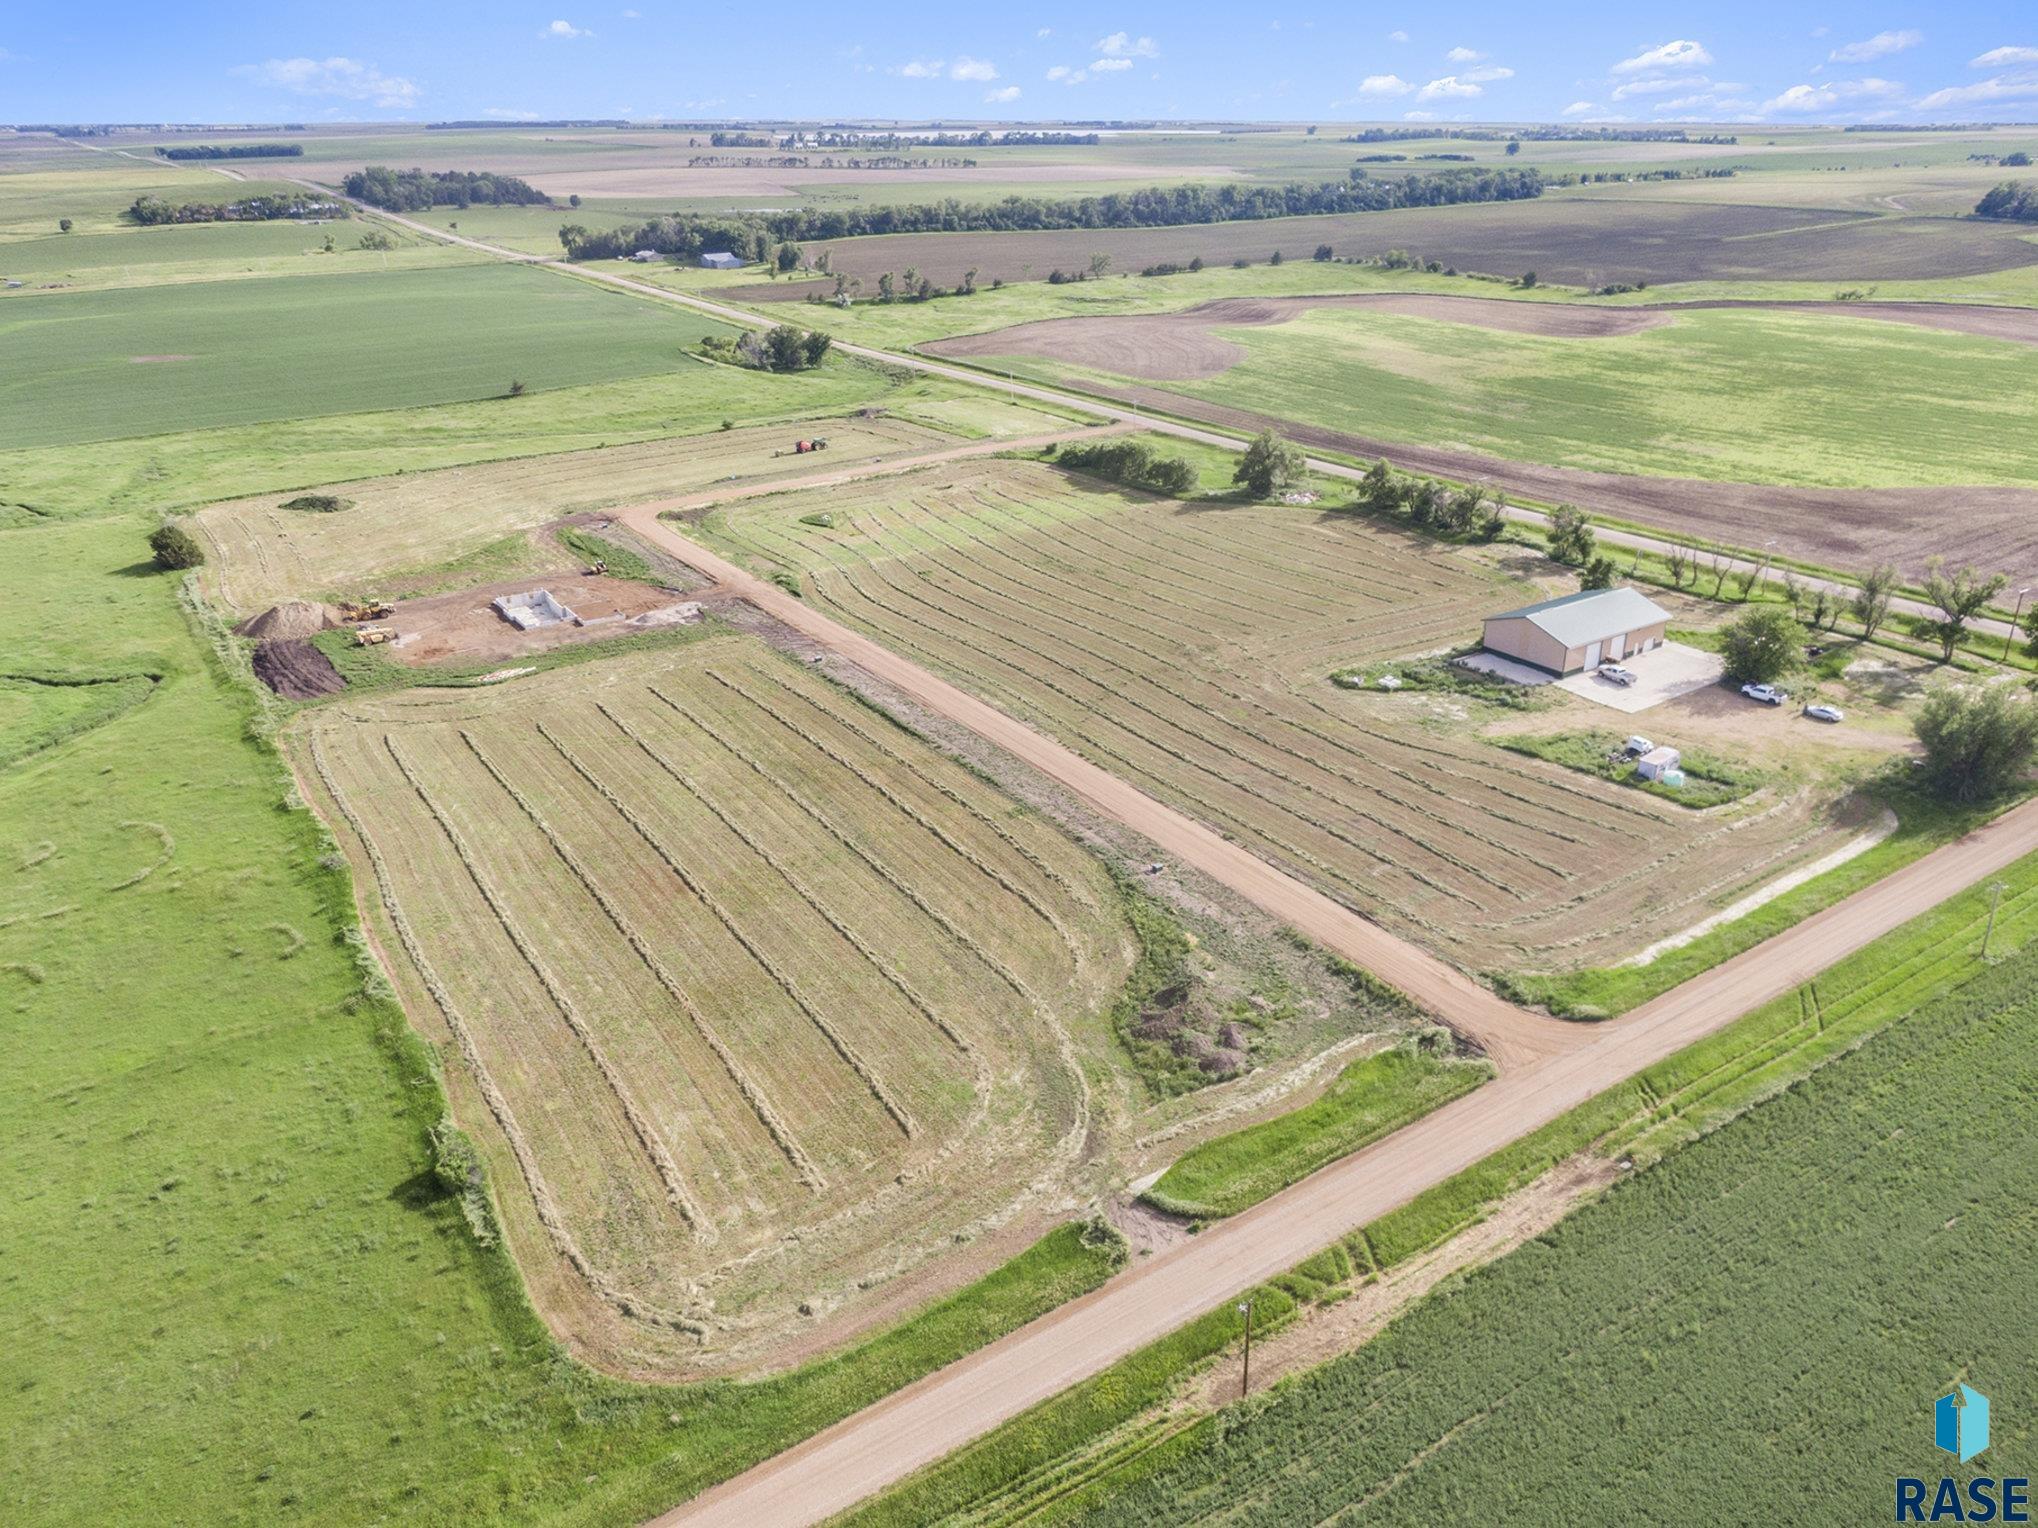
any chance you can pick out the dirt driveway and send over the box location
[374,571,698,666]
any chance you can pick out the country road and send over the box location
[658,791,2038,1528]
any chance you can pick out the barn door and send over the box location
[1607,631,1626,660]
[1584,640,1603,669]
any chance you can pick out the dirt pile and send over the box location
[236,600,334,641]
[252,638,344,699]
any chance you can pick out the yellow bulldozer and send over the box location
[352,626,395,647]
[338,599,394,623]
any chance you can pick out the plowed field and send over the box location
[699,459,1861,970]
[292,639,1134,1374]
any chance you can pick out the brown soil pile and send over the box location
[252,638,344,699]
[236,600,334,641]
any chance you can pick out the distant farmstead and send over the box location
[698,251,743,269]
[1481,587,1670,676]
[629,249,660,263]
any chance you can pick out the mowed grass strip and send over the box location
[0,262,735,448]
[1142,1044,1493,1219]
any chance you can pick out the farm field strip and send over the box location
[295,639,1131,1369]
[703,460,1854,968]
[196,412,962,612]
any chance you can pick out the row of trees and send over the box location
[557,170,1544,261]
[1975,181,2038,222]
[1344,126,1735,144]
[1053,440,1198,496]
[155,143,303,160]
[341,167,549,212]
[700,325,832,372]
[125,193,344,225]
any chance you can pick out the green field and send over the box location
[1156,306,2038,489]
[0,262,738,448]
[0,218,479,291]
[1081,944,2038,1526]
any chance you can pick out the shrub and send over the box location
[1719,605,1807,685]
[1233,430,1304,499]
[1914,686,2038,803]
[279,493,351,513]
[1545,504,1594,565]
[148,523,204,571]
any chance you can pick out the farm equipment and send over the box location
[338,599,393,623]
[794,437,829,454]
[584,558,608,576]
[352,626,395,647]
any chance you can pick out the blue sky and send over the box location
[6,3,2036,125]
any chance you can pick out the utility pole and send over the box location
[1237,1299,1255,1399]
[2004,588,2029,664]
[1983,881,2008,961]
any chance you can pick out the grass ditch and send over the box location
[1140,1040,1492,1219]
[838,837,2038,1528]
[0,669,161,771]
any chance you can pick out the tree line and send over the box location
[126,193,346,225]
[558,170,1543,262]
[155,143,303,160]
[1345,126,1735,144]
[1975,181,2038,222]
[341,167,550,212]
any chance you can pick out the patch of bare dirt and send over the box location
[376,569,700,666]
[252,637,344,699]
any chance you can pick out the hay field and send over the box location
[197,413,960,611]
[293,637,1132,1372]
[700,459,1858,971]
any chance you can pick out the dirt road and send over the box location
[660,792,2038,1528]
[616,496,1581,1071]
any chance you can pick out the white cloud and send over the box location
[545,19,592,40]
[897,59,944,78]
[482,106,539,120]
[1047,63,1089,85]
[1655,91,1754,114]
[1970,45,2038,67]
[1358,73,1413,96]
[1612,73,1709,100]
[1613,39,1711,74]
[620,8,639,17]
[1561,99,1597,116]
[1760,83,1836,113]
[1035,27,1052,38]
[237,56,420,108]
[1416,75,1482,101]
[1830,29,1921,63]
[1445,46,1485,63]
[1402,109,1437,121]
[1091,57,1134,72]
[1093,32,1159,58]
[1462,65,1513,83]
[984,84,1022,102]
[949,55,998,81]
[1917,74,2038,108]
[1388,29,1408,43]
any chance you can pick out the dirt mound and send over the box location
[252,638,344,699]
[237,600,334,641]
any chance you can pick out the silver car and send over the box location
[1598,664,1637,687]
[1803,703,1844,723]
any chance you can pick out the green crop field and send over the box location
[0,217,480,292]
[0,262,738,448]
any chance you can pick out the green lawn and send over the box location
[0,262,738,448]
[1142,1045,1491,1218]
[1493,729,1765,809]
[0,513,1124,1524]
[1172,305,2038,489]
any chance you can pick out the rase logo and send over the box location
[1898,1385,2028,1522]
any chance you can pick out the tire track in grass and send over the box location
[536,719,918,1141]
[457,728,827,1193]
[306,731,705,1329]
[378,734,712,1237]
